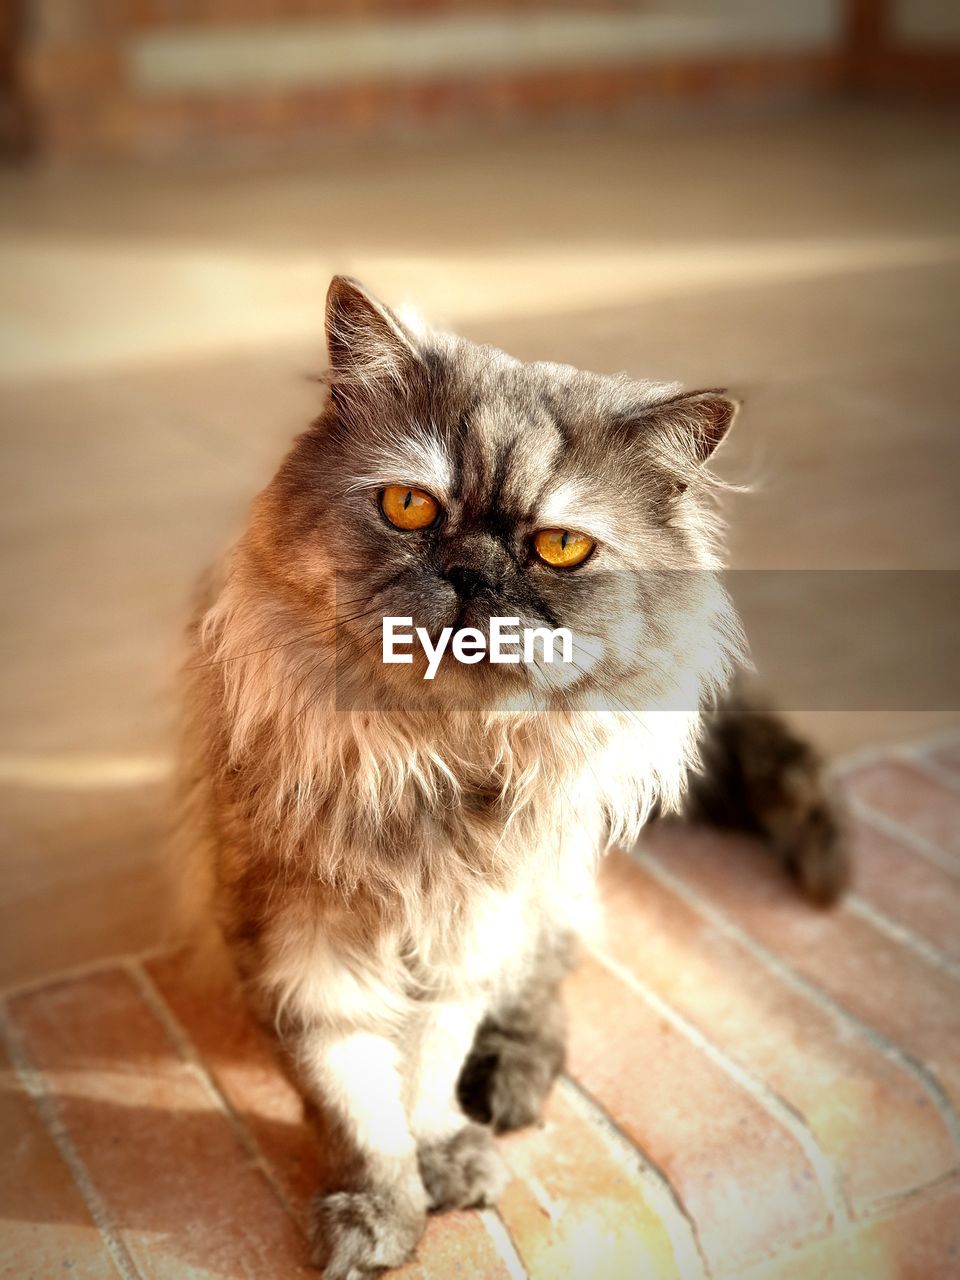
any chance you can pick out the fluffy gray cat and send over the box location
[179,276,847,1276]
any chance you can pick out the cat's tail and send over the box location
[683,674,851,905]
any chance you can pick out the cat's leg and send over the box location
[408,998,508,1211]
[298,1025,428,1277]
[457,932,572,1134]
[684,673,850,904]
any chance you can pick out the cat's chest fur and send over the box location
[258,789,606,1028]
[250,705,691,997]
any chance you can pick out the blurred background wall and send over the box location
[3,0,958,162]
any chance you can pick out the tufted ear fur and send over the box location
[637,388,739,466]
[324,275,421,390]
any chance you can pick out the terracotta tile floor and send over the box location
[2,733,959,1280]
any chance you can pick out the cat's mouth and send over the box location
[450,601,487,633]
[412,595,498,644]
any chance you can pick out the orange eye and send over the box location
[533,528,595,568]
[380,485,441,531]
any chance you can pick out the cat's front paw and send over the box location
[417,1123,508,1210]
[458,1022,564,1134]
[310,1184,426,1278]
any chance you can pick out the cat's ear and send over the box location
[324,275,420,386]
[638,388,739,466]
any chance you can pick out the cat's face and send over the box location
[257,277,737,709]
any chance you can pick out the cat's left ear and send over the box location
[638,388,739,466]
[324,275,420,385]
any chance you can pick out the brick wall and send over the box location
[11,0,848,161]
[8,2,957,162]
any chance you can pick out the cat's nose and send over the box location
[444,565,491,602]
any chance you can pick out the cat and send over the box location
[178,275,848,1277]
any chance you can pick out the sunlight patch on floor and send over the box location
[0,754,173,790]
[2,233,957,381]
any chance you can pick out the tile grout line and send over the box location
[828,727,960,784]
[587,942,850,1232]
[856,1165,960,1225]
[709,1169,960,1280]
[894,726,960,760]
[635,850,960,1159]
[828,741,906,780]
[849,798,960,879]
[0,944,173,1003]
[123,959,305,1232]
[839,728,960,869]
[557,1075,711,1280]
[846,893,960,982]
[0,999,143,1280]
[827,721,960,976]
[478,1208,530,1280]
[900,749,960,799]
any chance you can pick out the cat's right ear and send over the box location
[324,275,420,388]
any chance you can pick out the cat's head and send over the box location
[250,276,740,711]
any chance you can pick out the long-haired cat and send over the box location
[179,276,847,1277]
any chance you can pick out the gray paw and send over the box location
[417,1123,508,1210]
[458,1023,564,1133]
[310,1185,426,1278]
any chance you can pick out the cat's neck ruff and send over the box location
[200,568,711,913]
